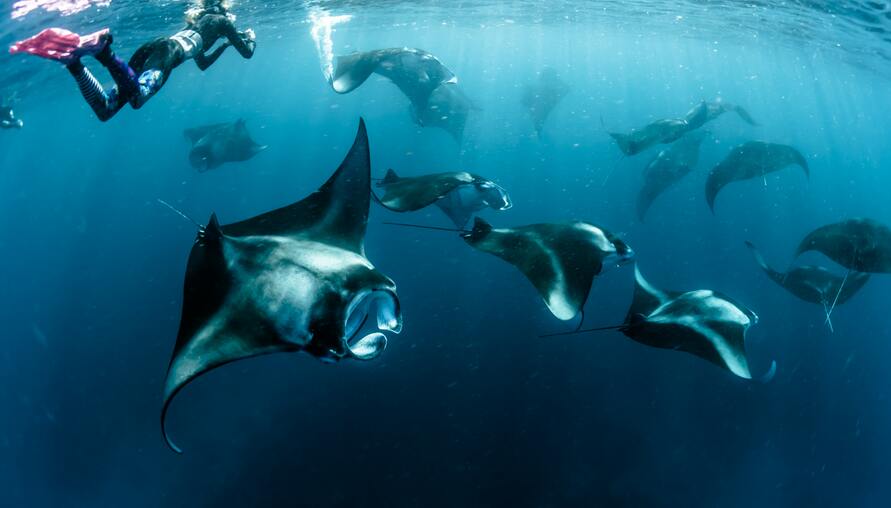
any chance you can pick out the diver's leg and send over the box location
[65,60,125,122]
[94,41,140,100]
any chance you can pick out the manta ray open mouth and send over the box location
[483,182,513,210]
[342,289,403,360]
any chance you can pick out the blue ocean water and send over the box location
[1,1,891,507]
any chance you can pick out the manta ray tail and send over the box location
[157,199,201,228]
[381,221,468,233]
[330,52,378,94]
[539,323,625,338]
[822,300,835,333]
[823,269,850,332]
[602,153,626,186]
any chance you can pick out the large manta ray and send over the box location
[795,218,891,273]
[619,267,775,380]
[460,218,634,321]
[522,68,569,137]
[637,130,708,221]
[162,120,403,453]
[184,119,267,172]
[329,47,471,141]
[547,267,775,381]
[374,169,512,228]
[746,241,869,331]
[607,118,690,156]
[684,98,758,131]
[608,98,756,156]
[705,141,809,212]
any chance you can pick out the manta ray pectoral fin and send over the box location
[435,199,473,229]
[223,119,371,254]
[704,169,723,213]
[744,241,766,268]
[161,324,296,454]
[732,105,759,126]
[575,309,586,331]
[608,132,635,156]
[794,151,810,179]
[626,266,669,321]
[161,228,293,453]
[757,360,777,384]
[331,53,378,93]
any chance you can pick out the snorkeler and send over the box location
[0,99,23,129]
[9,0,255,121]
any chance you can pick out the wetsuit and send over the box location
[67,12,255,121]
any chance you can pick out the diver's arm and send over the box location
[221,23,255,59]
[194,42,230,70]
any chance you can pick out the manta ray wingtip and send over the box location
[757,360,778,384]
[161,399,184,454]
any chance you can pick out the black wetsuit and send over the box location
[67,11,255,121]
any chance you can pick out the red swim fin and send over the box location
[10,27,110,64]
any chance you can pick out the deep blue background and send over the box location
[1,8,890,508]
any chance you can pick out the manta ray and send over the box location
[461,218,634,321]
[608,98,756,156]
[795,218,891,273]
[544,266,776,381]
[374,169,512,228]
[329,47,472,141]
[522,68,569,137]
[637,130,708,221]
[683,98,758,131]
[162,119,403,453]
[705,141,809,212]
[746,241,869,331]
[184,119,267,172]
[607,118,690,156]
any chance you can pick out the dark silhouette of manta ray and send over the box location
[795,218,891,274]
[543,266,776,382]
[373,169,511,228]
[329,47,472,141]
[746,241,869,331]
[461,218,634,321]
[637,130,708,221]
[184,119,267,171]
[705,141,808,212]
[522,68,569,137]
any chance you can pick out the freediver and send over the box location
[9,0,256,121]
